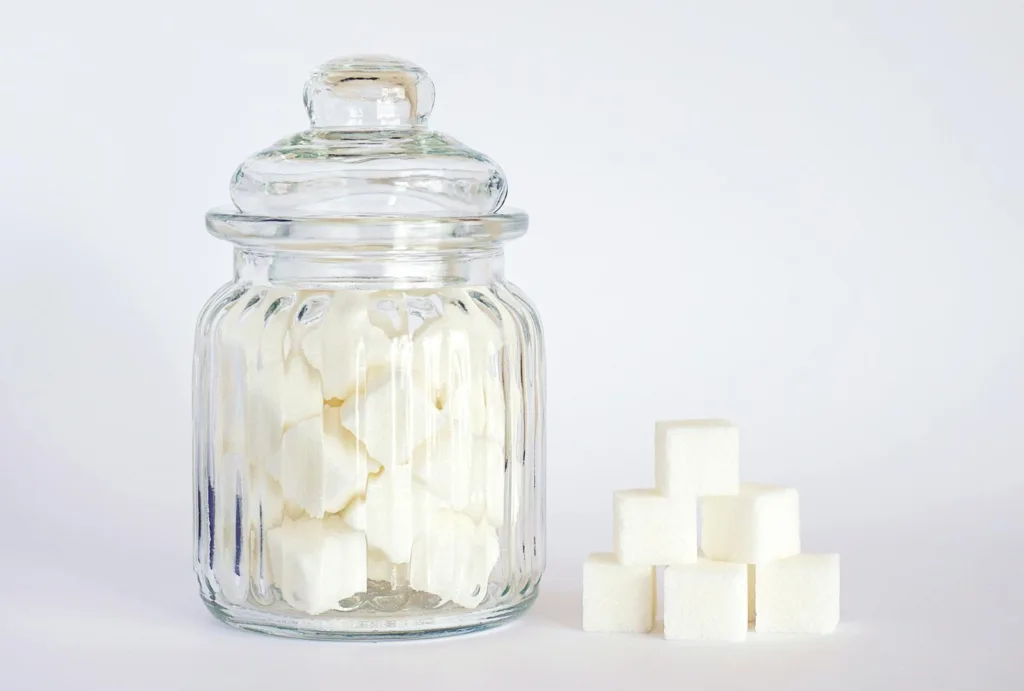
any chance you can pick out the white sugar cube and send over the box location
[267,516,367,615]
[612,489,697,566]
[412,432,506,527]
[414,292,501,371]
[304,292,395,401]
[755,553,840,634]
[326,405,383,477]
[214,288,293,456]
[274,410,372,519]
[363,465,446,564]
[252,472,307,599]
[409,509,500,609]
[655,420,739,497]
[234,295,300,476]
[413,293,503,436]
[698,548,756,621]
[339,370,446,468]
[701,483,800,564]
[664,560,748,641]
[248,357,324,472]
[213,340,249,458]
[364,467,414,563]
[439,376,489,441]
[279,358,325,423]
[581,553,655,633]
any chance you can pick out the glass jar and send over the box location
[192,56,546,639]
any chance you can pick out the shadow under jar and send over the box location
[192,55,546,640]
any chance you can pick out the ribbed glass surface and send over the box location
[193,279,544,638]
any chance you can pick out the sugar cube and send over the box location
[267,516,367,615]
[755,553,840,634]
[655,420,739,497]
[214,289,298,457]
[363,465,446,564]
[581,553,655,633]
[664,560,748,641]
[339,370,446,468]
[411,432,506,527]
[306,292,395,401]
[613,489,697,566]
[274,411,371,519]
[409,509,500,608]
[248,356,324,473]
[413,293,503,437]
[701,483,800,564]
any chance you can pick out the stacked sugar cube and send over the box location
[583,420,840,641]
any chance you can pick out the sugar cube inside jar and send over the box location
[193,55,546,639]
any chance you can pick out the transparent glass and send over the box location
[195,54,544,639]
[229,55,507,217]
[193,247,545,638]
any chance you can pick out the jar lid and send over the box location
[207,55,527,249]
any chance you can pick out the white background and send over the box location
[1,1,1021,689]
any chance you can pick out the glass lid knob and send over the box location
[303,55,436,129]
[229,55,507,217]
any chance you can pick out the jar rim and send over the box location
[206,206,528,251]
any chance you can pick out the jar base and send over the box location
[201,589,539,641]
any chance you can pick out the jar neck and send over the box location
[233,247,505,288]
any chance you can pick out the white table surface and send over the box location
[3,492,1018,691]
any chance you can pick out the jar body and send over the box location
[192,249,545,639]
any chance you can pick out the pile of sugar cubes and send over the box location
[212,287,515,615]
[583,420,840,641]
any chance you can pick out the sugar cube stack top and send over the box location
[655,420,739,497]
[583,419,840,642]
